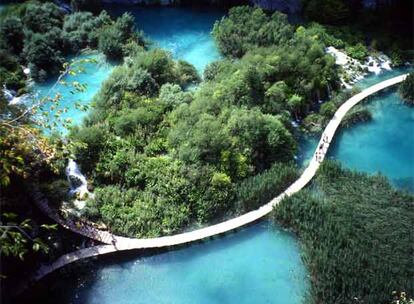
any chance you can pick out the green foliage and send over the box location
[23,31,65,81]
[0,16,24,54]
[212,6,293,58]
[319,101,336,117]
[70,124,109,174]
[0,3,140,82]
[23,2,64,33]
[70,7,345,237]
[301,89,361,134]
[341,105,372,128]
[62,11,111,52]
[235,163,298,213]
[0,212,55,261]
[273,161,414,303]
[0,49,26,92]
[39,179,70,209]
[97,13,138,60]
[399,73,414,105]
[176,60,200,86]
[344,43,368,61]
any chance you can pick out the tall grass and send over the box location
[273,161,414,303]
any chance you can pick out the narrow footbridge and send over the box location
[33,74,407,281]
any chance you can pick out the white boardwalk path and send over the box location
[33,74,407,281]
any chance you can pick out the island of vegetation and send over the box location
[0,1,413,303]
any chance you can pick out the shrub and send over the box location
[212,6,293,58]
[399,72,414,105]
[235,163,298,213]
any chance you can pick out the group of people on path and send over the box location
[315,134,330,163]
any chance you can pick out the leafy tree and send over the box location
[98,13,138,60]
[345,42,368,61]
[23,2,64,33]
[62,11,111,52]
[0,213,55,261]
[212,6,293,58]
[0,49,26,92]
[0,16,24,54]
[23,31,64,81]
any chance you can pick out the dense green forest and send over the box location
[273,161,414,304]
[0,0,141,88]
[67,6,346,237]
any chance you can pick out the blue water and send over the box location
[298,69,414,191]
[41,222,309,304]
[105,6,224,73]
[31,53,114,131]
[30,7,222,132]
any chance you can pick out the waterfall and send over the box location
[325,46,393,87]
[65,159,92,204]
[2,85,30,105]
[3,86,15,101]
[365,56,392,75]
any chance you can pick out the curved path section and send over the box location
[33,74,407,281]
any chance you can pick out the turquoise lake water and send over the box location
[31,7,223,131]
[298,69,414,192]
[39,222,309,304]
[104,5,224,73]
[32,53,115,129]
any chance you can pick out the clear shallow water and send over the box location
[38,222,309,304]
[31,53,115,130]
[298,69,414,191]
[105,6,224,73]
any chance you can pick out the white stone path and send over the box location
[33,74,407,281]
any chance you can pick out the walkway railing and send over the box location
[32,74,408,281]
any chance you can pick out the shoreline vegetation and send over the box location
[398,72,414,105]
[273,161,414,304]
[1,1,413,303]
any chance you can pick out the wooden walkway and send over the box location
[32,74,407,281]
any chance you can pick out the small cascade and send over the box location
[2,86,15,101]
[65,159,93,208]
[325,46,393,87]
[365,56,392,74]
[2,85,30,105]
